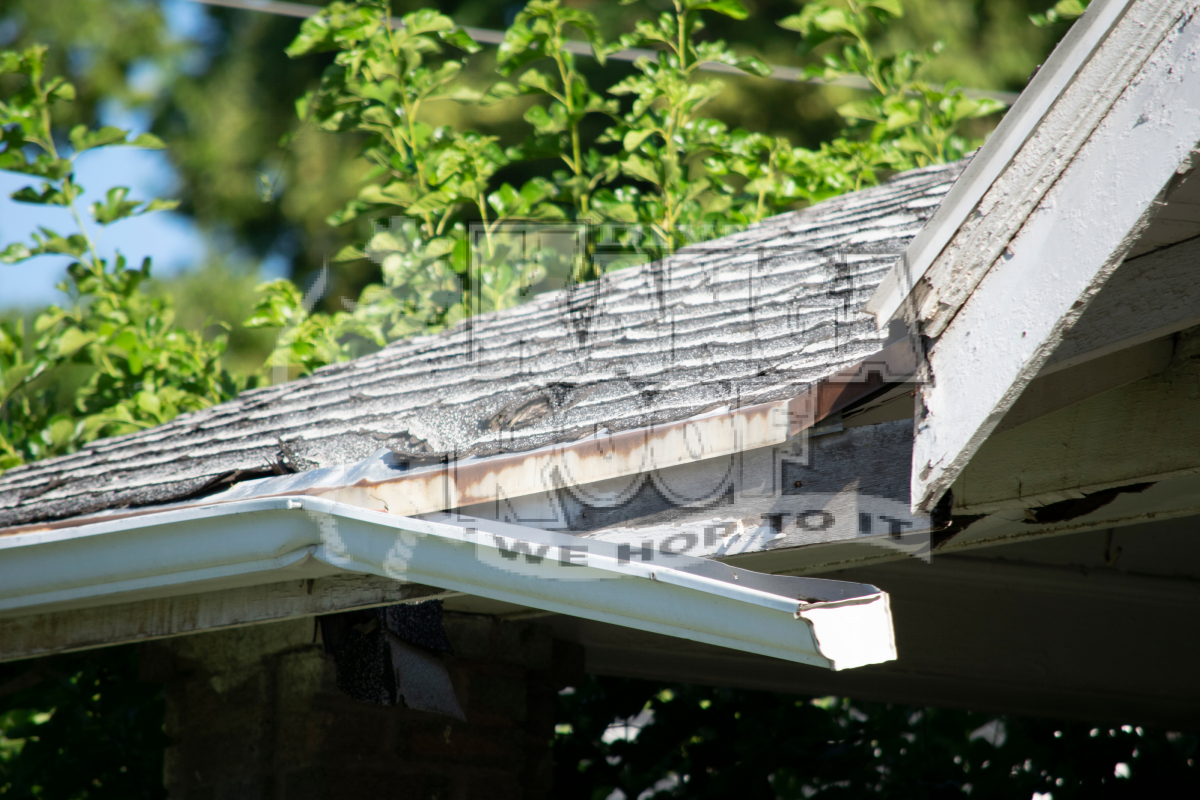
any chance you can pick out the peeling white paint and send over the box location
[910,0,1200,510]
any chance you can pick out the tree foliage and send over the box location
[0,46,244,470]
[248,0,1001,377]
[0,648,166,799]
[555,676,1200,799]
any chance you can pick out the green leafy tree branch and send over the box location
[247,0,1004,380]
[781,0,1005,170]
[0,46,242,471]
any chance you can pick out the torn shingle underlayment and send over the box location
[0,161,962,529]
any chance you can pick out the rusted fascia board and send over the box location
[0,340,917,537]
[0,574,451,664]
[910,4,1200,512]
[863,0,1136,327]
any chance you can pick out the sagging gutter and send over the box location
[0,497,895,671]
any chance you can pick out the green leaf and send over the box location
[423,237,456,258]
[326,200,369,227]
[90,187,142,226]
[136,391,162,417]
[46,417,77,450]
[1031,0,1089,27]
[31,227,89,258]
[358,182,417,206]
[334,245,367,262]
[10,183,72,206]
[866,0,904,18]
[518,69,557,95]
[401,8,456,37]
[407,190,454,216]
[129,133,167,149]
[778,13,809,33]
[69,125,130,154]
[440,27,481,54]
[46,77,76,102]
[55,328,96,358]
[1,152,73,181]
[837,99,884,122]
[0,50,23,75]
[623,129,655,152]
[686,0,749,20]
[481,81,522,104]
[1,362,35,398]
[141,198,180,214]
[621,155,660,184]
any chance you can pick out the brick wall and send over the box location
[144,613,572,800]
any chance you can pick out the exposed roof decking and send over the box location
[0,162,963,529]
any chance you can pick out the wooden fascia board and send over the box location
[863,0,1136,327]
[910,2,1200,511]
[1038,235,1200,375]
[0,574,450,663]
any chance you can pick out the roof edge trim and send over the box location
[863,0,1135,328]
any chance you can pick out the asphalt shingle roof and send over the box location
[0,161,964,529]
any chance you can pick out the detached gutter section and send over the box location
[0,497,894,671]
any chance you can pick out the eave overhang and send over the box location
[863,0,1200,512]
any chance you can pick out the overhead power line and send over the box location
[185,0,1020,105]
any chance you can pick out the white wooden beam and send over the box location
[996,337,1173,434]
[910,2,1200,511]
[0,575,450,663]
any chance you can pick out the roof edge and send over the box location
[2,340,918,536]
[863,0,1136,328]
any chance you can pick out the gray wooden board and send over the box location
[0,574,449,663]
[454,418,926,563]
[954,329,1200,514]
[1045,234,1200,373]
[997,337,1174,434]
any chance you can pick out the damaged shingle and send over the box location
[0,162,965,529]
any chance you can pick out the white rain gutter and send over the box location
[863,0,1134,328]
[0,497,895,671]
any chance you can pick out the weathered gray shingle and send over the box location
[0,161,964,528]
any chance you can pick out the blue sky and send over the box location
[0,0,221,311]
[0,146,206,308]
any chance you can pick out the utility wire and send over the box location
[185,0,1020,104]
